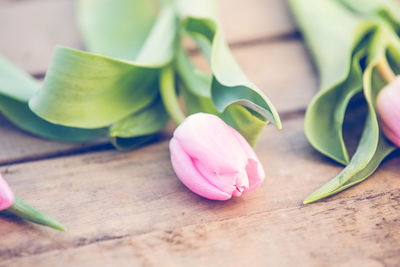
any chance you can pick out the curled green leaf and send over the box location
[29,3,177,150]
[289,0,377,164]
[289,0,400,203]
[176,47,266,146]
[176,0,281,130]
[172,0,280,145]
[0,56,106,142]
[303,22,399,203]
[29,47,161,129]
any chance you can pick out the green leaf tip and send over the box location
[7,196,66,231]
[303,192,325,205]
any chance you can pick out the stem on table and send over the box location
[376,57,396,84]
[160,65,186,125]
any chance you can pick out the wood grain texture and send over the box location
[5,185,399,267]
[0,0,296,74]
[0,117,399,266]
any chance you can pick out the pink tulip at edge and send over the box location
[169,113,265,200]
[377,76,400,147]
[0,173,14,211]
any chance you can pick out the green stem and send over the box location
[160,66,186,125]
[4,195,66,231]
[376,57,396,84]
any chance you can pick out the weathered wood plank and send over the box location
[5,184,399,267]
[0,116,399,264]
[0,0,295,74]
[0,39,316,165]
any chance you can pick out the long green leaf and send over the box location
[173,0,280,145]
[304,23,398,203]
[289,0,377,164]
[176,47,266,146]
[176,0,281,131]
[304,50,366,165]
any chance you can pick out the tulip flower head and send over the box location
[169,113,265,200]
[0,174,14,211]
[377,76,400,147]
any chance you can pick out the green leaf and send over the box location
[289,0,375,90]
[0,55,38,101]
[109,97,169,151]
[289,0,400,203]
[305,50,366,165]
[0,96,107,142]
[176,0,281,131]
[289,0,377,164]
[303,24,398,204]
[172,0,280,145]
[29,47,160,129]
[29,4,176,131]
[0,56,106,142]
[176,46,266,146]
[304,134,395,204]
[5,196,66,231]
[388,44,400,73]
[159,65,186,125]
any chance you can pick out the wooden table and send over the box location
[1,0,399,266]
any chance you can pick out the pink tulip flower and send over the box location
[0,173,14,211]
[377,76,400,147]
[169,113,265,200]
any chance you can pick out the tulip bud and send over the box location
[169,113,265,200]
[0,174,15,211]
[377,76,400,147]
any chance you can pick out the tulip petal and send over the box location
[192,158,237,195]
[377,77,400,147]
[169,138,232,200]
[173,113,248,175]
[380,119,400,147]
[0,174,15,211]
[231,128,265,192]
